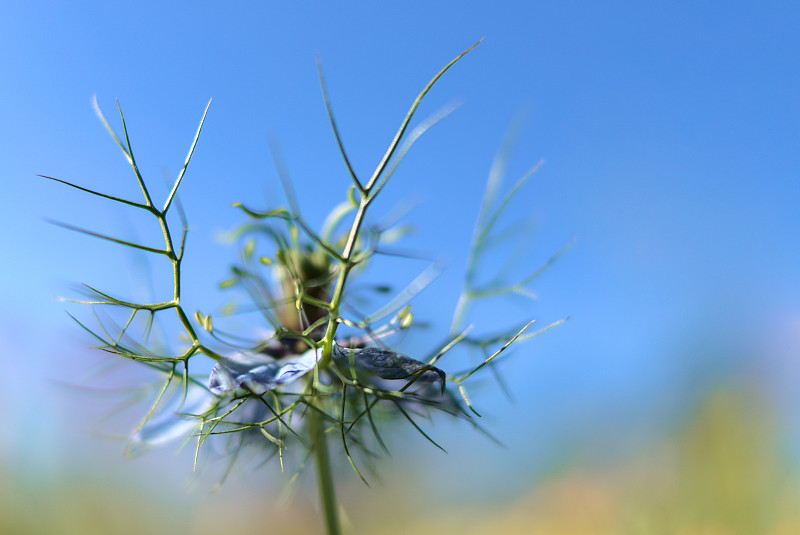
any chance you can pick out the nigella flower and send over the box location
[131,341,448,449]
[205,342,445,398]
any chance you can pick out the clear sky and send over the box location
[2,0,799,497]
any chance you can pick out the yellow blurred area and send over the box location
[3,381,797,534]
[347,385,799,535]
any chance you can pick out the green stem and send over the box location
[309,405,341,535]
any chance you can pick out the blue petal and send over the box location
[209,348,319,396]
[129,387,215,454]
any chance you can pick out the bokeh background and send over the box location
[2,2,800,533]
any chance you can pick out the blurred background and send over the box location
[2,2,800,533]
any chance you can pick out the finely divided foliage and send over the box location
[47,41,565,534]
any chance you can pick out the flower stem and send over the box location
[309,405,341,535]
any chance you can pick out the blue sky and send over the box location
[2,1,799,495]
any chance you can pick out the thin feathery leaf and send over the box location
[46,219,169,256]
[177,226,190,261]
[365,259,445,324]
[200,399,247,444]
[193,419,204,472]
[451,110,527,333]
[477,159,543,244]
[365,39,482,191]
[66,311,111,346]
[316,57,363,192]
[340,386,370,485]
[266,137,301,216]
[515,317,569,343]
[363,391,390,455]
[162,168,190,229]
[489,362,515,404]
[429,324,473,366]
[92,95,131,161]
[115,308,139,345]
[258,426,283,447]
[233,203,292,220]
[474,111,527,234]
[182,360,190,408]
[459,320,535,382]
[163,99,212,214]
[346,395,379,434]
[255,397,305,443]
[321,198,357,245]
[517,238,575,288]
[458,383,481,417]
[115,100,154,207]
[393,401,447,453]
[79,283,176,311]
[369,101,461,202]
[39,175,151,211]
[134,364,176,434]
